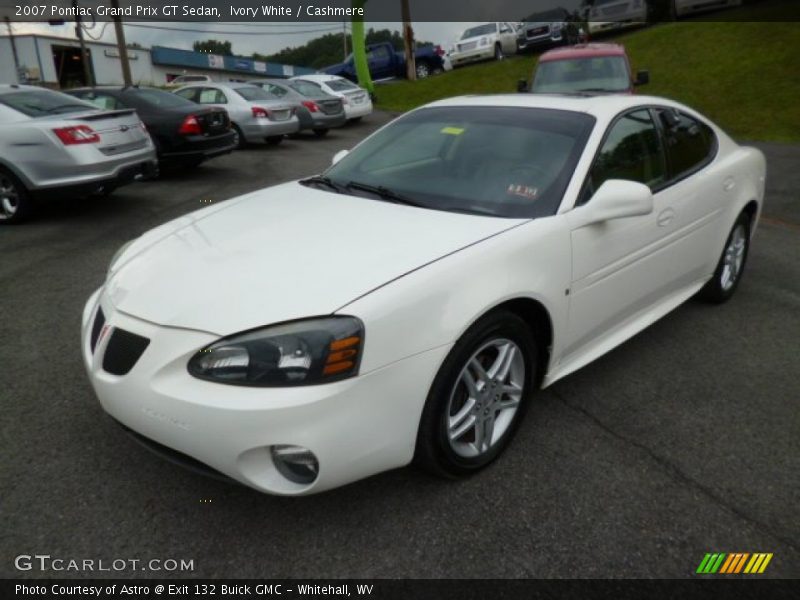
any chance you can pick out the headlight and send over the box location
[480,37,489,46]
[108,240,134,276]
[188,316,364,387]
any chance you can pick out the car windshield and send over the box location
[127,88,194,108]
[461,24,497,39]
[319,106,594,219]
[0,89,94,117]
[325,79,359,92]
[234,86,274,101]
[532,56,630,93]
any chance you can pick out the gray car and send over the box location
[0,84,157,224]
[248,79,346,137]
[174,82,299,147]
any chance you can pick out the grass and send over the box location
[374,20,800,143]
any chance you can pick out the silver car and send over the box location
[0,84,157,224]
[174,83,299,147]
[248,79,346,137]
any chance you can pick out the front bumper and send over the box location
[81,288,449,495]
[449,46,494,66]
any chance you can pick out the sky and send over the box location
[2,20,488,57]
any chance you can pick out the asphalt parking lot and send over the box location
[2,113,798,579]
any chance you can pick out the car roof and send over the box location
[540,43,627,62]
[292,74,347,83]
[423,93,685,120]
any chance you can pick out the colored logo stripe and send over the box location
[697,552,773,574]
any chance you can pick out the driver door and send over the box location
[562,108,671,360]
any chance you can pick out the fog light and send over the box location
[271,445,319,484]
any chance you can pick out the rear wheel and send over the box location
[698,212,751,303]
[415,61,431,79]
[312,128,329,138]
[231,124,245,149]
[414,310,537,477]
[0,168,33,224]
[265,136,284,145]
[350,117,363,123]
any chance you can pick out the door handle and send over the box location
[723,176,736,192]
[656,208,675,227]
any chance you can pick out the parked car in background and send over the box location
[0,84,156,224]
[248,79,346,137]
[674,0,742,17]
[174,83,299,147]
[83,93,766,495]
[448,22,519,66]
[66,87,236,167]
[586,0,648,36]
[290,75,372,122]
[516,8,577,51]
[323,41,447,81]
[165,74,213,87]
[519,43,649,94]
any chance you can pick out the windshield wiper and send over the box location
[299,175,346,193]
[345,181,425,208]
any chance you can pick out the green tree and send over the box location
[193,40,233,56]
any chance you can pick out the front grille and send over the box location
[527,26,550,38]
[90,307,105,353]
[458,41,477,52]
[103,328,150,375]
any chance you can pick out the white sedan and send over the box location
[290,74,372,121]
[82,94,766,495]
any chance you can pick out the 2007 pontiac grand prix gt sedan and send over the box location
[82,94,766,495]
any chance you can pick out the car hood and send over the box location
[106,182,524,336]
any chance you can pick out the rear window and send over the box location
[288,80,326,98]
[326,79,359,92]
[532,56,630,93]
[234,86,273,101]
[127,88,195,108]
[0,89,95,117]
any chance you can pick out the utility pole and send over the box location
[72,0,93,86]
[400,0,416,81]
[111,0,132,86]
[3,17,21,83]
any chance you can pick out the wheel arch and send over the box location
[469,297,554,388]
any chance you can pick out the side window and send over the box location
[584,109,666,203]
[368,46,391,61]
[198,88,226,104]
[658,109,716,180]
[500,23,513,33]
[175,88,197,102]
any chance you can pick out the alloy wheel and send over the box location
[720,223,746,291]
[446,338,525,458]
[0,174,20,220]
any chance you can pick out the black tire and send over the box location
[415,61,431,79]
[0,167,34,224]
[265,136,284,145]
[312,128,329,138]
[414,310,537,478]
[432,66,444,75]
[697,212,752,304]
[231,124,246,149]
[350,117,363,123]
[494,43,505,61]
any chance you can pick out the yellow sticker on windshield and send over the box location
[440,126,465,135]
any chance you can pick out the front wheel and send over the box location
[0,168,33,224]
[231,124,245,149]
[494,44,505,61]
[415,61,431,79]
[414,310,537,477]
[697,212,751,303]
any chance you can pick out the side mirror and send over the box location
[332,149,349,165]
[517,79,528,93]
[577,180,653,227]
[634,69,650,86]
